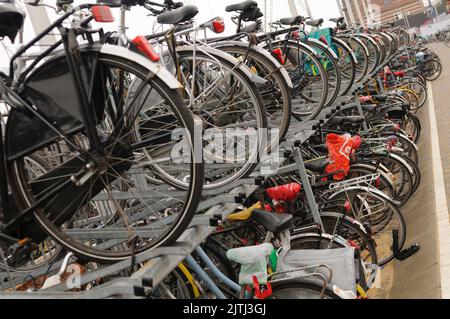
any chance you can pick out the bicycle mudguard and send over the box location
[334,35,370,57]
[174,45,267,85]
[306,38,339,60]
[388,153,415,176]
[210,41,293,88]
[332,37,358,65]
[5,45,182,161]
[264,40,318,58]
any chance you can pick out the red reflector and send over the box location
[131,36,160,62]
[375,177,381,187]
[212,18,225,34]
[352,135,362,150]
[292,31,300,39]
[344,201,351,213]
[319,35,329,45]
[347,240,361,250]
[91,6,114,23]
[272,48,285,65]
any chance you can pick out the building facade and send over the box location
[341,0,426,26]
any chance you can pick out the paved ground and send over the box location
[430,43,450,212]
[370,43,450,299]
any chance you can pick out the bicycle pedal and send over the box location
[396,244,420,261]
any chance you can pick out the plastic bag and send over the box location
[325,133,355,180]
[226,243,274,285]
[266,183,301,202]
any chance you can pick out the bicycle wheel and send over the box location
[324,188,405,266]
[444,37,450,47]
[422,58,442,81]
[290,233,346,250]
[306,40,342,107]
[153,265,198,299]
[363,154,414,206]
[393,151,421,195]
[9,51,203,262]
[333,38,356,96]
[0,155,62,272]
[359,35,381,74]
[337,36,369,83]
[389,112,421,144]
[318,213,379,267]
[379,133,419,164]
[269,279,341,299]
[402,80,427,109]
[347,164,396,200]
[173,49,268,190]
[214,43,292,143]
[271,42,329,121]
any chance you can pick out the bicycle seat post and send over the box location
[118,5,129,47]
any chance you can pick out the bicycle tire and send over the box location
[174,49,268,190]
[9,51,204,263]
[269,279,341,299]
[213,43,292,143]
[269,41,329,121]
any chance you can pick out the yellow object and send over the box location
[177,262,200,298]
[227,202,262,221]
[356,284,368,299]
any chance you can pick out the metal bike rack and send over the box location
[0,19,403,298]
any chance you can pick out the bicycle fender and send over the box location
[175,46,267,85]
[266,40,319,58]
[332,37,358,64]
[306,38,339,60]
[389,153,415,176]
[100,45,183,90]
[210,41,293,88]
[319,211,369,235]
[335,35,370,57]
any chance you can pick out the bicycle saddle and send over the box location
[225,0,257,13]
[371,95,388,103]
[329,17,345,25]
[306,18,324,27]
[157,4,198,25]
[0,0,25,42]
[251,210,294,234]
[97,0,121,7]
[279,15,304,26]
[304,158,329,173]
